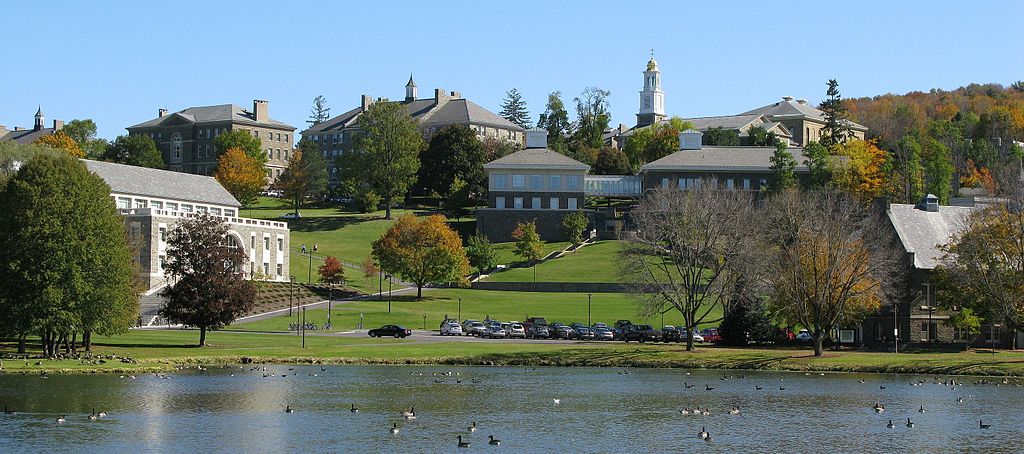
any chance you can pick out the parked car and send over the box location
[623,324,661,343]
[507,323,526,339]
[574,326,596,340]
[468,321,488,337]
[551,325,575,339]
[368,325,411,338]
[613,320,634,340]
[570,322,587,332]
[795,329,813,342]
[699,328,721,343]
[592,322,609,330]
[280,212,301,219]
[691,331,705,343]
[440,320,463,336]
[484,325,507,339]
[527,324,550,339]
[661,325,683,343]
[461,319,481,336]
[593,327,614,340]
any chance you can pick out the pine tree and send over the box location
[768,142,798,192]
[308,95,331,125]
[499,88,532,129]
[819,79,853,148]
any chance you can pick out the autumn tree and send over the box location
[34,130,83,157]
[466,232,498,275]
[764,189,902,356]
[308,95,331,125]
[512,220,544,264]
[103,134,164,169]
[318,256,346,286]
[560,211,589,248]
[214,129,265,164]
[215,147,265,207]
[536,91,571,155]
[418,124,486,198]
[371,214,469,298]
[832,139,888,202]
[819,78,853,148]
[768,142,798,192]
[702,127,740,146]
[159,214,255,346]
[620,185,760,351]
[499,88,532,129]
[346,101,424,219]
[277,145,328,216]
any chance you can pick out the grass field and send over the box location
[486,240,624,282]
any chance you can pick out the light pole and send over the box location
[423,314,426,330]
[458,297,462,322]
[386,274,393,314]
[378,269,383,301]
[302,307,306,348]
[991,323,1001,354]
[923,283,932,343]
[894,303,899,354]
[288,276,294,317]
[307,250,313,283]
[587,293,592,326]
[327,283,333,326]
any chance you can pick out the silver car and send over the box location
[507,323,526,339]
[468,321,488,337]
[441,321,463,336]
[484,325,507,339]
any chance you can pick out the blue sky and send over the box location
[2,1,1022,140]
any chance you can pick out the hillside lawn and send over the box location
[486,240,624,283]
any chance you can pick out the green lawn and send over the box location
[487,240,623,282]
[491,240,570,266]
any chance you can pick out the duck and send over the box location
[906,418,914,428]
[553,399,560,405]
[56,415,66,423]
[698,427,709,439]
[918,405,926,413]
[488,435,501,446]
[402,407,415,418]
[350,403,359,413]
[887,420,894,429]
[457,435,470,448]
[285,406,294,414]
[468,421,478,432]
[980,420,991,429]
[389,423,399,434]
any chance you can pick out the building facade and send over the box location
[739,96,868,146]
[301,76,525,183]
[83,159,290,292]
[125,100,296,184]
[0,107,64,144]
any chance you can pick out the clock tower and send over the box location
[636,53,666,127]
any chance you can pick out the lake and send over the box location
[0,365,1020,452]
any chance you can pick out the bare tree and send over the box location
[764,189,903,356]
[619,184,761,351]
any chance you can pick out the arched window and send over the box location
[171,133,182,160]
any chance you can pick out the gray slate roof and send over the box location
[0,128,56,144]
[484,148,590,170]
[683,114,765,131]
[128,104,295,130]
[739,98,868,131]
[301,98,523,135]
[886,203,976,269]
[83,159,241,208]
[640,146,810,172]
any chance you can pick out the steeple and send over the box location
[405,73,417,102]
[34,106,44,131]
[637,52,665,128]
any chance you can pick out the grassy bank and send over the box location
[3,329,1024,377]
[485,240,623,283]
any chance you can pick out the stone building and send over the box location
[83,159,290,293]
[0,107,64,144]
[126,100,296,184]
[476,129,591,242]
[740,96,867,146]
[301,75,525,184]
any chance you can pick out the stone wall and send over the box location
[471,281,629,293]
[476,208,597,243]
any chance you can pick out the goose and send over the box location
[4,406,16,415]
[887,420,894,429]
[680,408,691,415]
[873,403,885,413]
[468,421,478,432]
[350,403,359,413]
[755,385,763,390]
[97,411,107,418]
[404,410,417,421]
[390,423,399,434]
[880,385,887,390]
[285,406,294,414]
[457,435,470,448]
[56,415,66,423]
[684,382,695,389]
[701,408,710,416]
[729,406,741,415]
[488,435,501,446]
[705,385,715,391]
[402,407,416,418]
[906,418,914,428]
[779,386,786,391]
[705,433,714,443]
[957,397,964,403]
[698,427,709,439]
[918,405,926,413]
[89,409,98,421]
[980,420,991,429]
[859,379,866,384]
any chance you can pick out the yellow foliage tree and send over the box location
[831,139,888,202]
[214,147,265,207]
[34,131,83,158]
[371,214,469,298]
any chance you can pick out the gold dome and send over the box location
[646,58,658,71]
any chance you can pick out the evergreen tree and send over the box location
[804,141,832,189]
[819,79,853,148]
[592,146,632,175]
[768,142,798,192]
[499,88,532,129]
[308,95,331,125]
[536,91,571,154]
[702,127,740,146]
[418,124,486,198]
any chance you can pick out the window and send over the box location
[494,174,508,189]
[251,236,255,249]
[210,207,221,216]
[263,263,269,275]
[285,134,289,142]
[726,179,735,190]
[158,255,166,269]
[277,264,283,276]
[159,227,167,242]
[567,198,578,210]
[263,237,270,250]
[743,178,751,190]
[759,178,767,189]
[530,175,542,189]
[512,175,525,188]
[513,197,524,209]
[678,178,687,189]
[495,197,505,209]
[196,206,207,214]
[550,197,559,209]
[180,204,193,213]
[252,130,258,138]
[117,197,131,209]
[224,209,235,217]
[166,202,177,211]
[267,132,272,140]
[151,201,163,210]
[276,133,281,141]
[171,133,182,159]
[661,178,669,188]
[548,175,560,189]
[250,262,255,274]
[531,197,541,209]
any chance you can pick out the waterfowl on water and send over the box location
[887,419,894,428]
[755,385,763,390]
[3,406,16,415]
[553,399,560,405]
[390,423,399,434]
[285,406,294,414]
[488,435,501,446]
[980,420,991,429]
[918,405,925,413]
[468,421,477,432]
[402,407,415,418]
[89,409,98,421]
[873,403,885,413]
[906,418,914,428]
[457,435,470,448]
[957,397,964,403]
[729,406,741,415]
[350,403,359,413]
[705,385,715,391]
[680,408,691,415]
[698,427,709,439]
[56,415,66,423]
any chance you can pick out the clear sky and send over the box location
[2,0,1022,140]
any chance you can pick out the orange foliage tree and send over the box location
[832,139,888,202]
[34,131,83,158]
[214,147,265,207]
[371,214,469,298]
[318,256,345,286]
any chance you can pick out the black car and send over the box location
[623,324,661,343]
[661,325,683,343]
[368,325,412,338]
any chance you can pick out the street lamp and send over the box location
[423,314,426,330]
[327,282,333,326]
[307,250,313,283]
[458,297,462,322]
[893,303,899,354]
[378,269,383,301]
[288,276,294,317]
[302,307,306,348]
[991,323,1002,354]
[386,274,393,314]
[587,293,592,326]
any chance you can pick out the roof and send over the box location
[886,203,976,269]
[301,97,524,135]
[82,159,241,208]
[640,146,811,173]
[683,114,765,131]
[740,98,868,131]
[127,104,295,130]
[0,127,56,144]
[483,148,590,170]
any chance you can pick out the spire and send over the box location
[35,105,43,117]
[405,73,418,102]
[406,73,416,87]
[34,105,44,131]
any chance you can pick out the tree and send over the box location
[418,124,486,198]
[768,142,798,192]
[482,137,518,162]
[443,177,474,221]
[921,137,954,204]
[571,87,611,150]
[466,232,497,275]
[215,147,265,207]
[277,146,328,216]
[346,101,424,219]
[832,139,888,202]
[623,118,696,167]
[62,119,107,159]
[819,78,853,148]
[702,127,740,146]
[946,308,981,350]
[619,185,760,351]
[499,88,532,129]
[887,135,925,203]
[622,127,654,170]
[0,141,62,186]
[804,141,832,189]
[371,214,469,298]
[592,146,632,175]
[159,214,255,346]
[308,95,331,125]
[512,220,544,264]
[536,91,571,154]
[718,296,775,346]
[0,154,137,354]
[746,125,779,146]
[560,211,588,248]
[214,129,265,164]
[34,130,83,157]
[764,189,901,356]
[103,135,165,169]
[318,256,346,286]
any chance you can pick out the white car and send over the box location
[280,212,302,219]
[441,321,463,336]
[485,325,507,339]
[507,323,527,339]
[691,331,705,343]
[795,329,814,342]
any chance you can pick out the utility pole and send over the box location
[302,307,306,348]
[588,293,592,326]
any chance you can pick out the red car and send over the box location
[699,328,721,343]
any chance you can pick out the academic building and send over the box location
[0,107,64,144]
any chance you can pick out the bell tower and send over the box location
[34,106,44,131]
[405,74,417,102]
[636,50,666,127]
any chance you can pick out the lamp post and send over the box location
[378,269,383,301]
[458,297,462,322]
[327,283,333,326]
[991,323,1001,354]
[302,307,306,348]
[386,274,393,314]
[307,250,313,283]
[923,283,932,343]
[423,314,426,330]
[894,303,899,354]
[587,293,592,326]
[288,276,294,317]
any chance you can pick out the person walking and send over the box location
[313,243,318,253]
[301,243,307,254]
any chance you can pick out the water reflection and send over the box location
[0,366,1020,452]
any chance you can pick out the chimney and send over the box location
[434,88,449,106]
[918,194,940,212]
[14,126,24,131]
[450,91,461,99]
[525,128,548,148]
[361,94,373,110]
[253,99,268,123]
[796,99,808,105]
[52,119,63,130]
[158,108,168,118]
[782,96,794,102]
[679,129,703,150]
